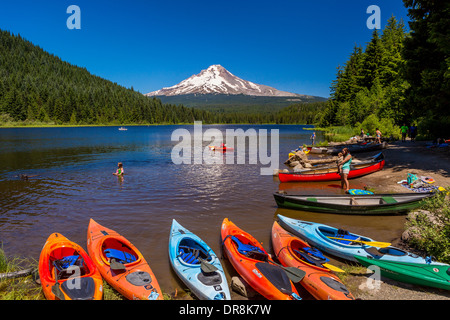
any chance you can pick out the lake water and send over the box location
[0,124,406,298]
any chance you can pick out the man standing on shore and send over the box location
[409,124,417,142]
[311,132,316,146]
[400,124,409,142]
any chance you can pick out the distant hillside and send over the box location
[154,93,327,113]
[0,29,327,126]
[0,29,213,125]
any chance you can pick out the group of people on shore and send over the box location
[401,123,418,142]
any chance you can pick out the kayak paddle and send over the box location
[268,261,306,283]
[322,263,345,273]
[51,267,65,300]
[327,237,391,248]
[198,257,219,274]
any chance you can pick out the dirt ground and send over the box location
[342,139,450,300]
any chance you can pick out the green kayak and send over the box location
[354,255,450,290]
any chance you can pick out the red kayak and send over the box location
[279,153,385,182]
[221,218,301,300]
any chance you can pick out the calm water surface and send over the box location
[0,125,406,298]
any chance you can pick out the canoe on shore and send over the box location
[307,142,387,155]
[354,255,450,291]
[277,215,449,268]
[273,192,434,215]
[279,152,385,182]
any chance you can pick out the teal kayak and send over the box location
[168,219,230,300]
[277,215,448,267]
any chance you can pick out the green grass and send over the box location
[405,190,450,264]
[0,247,43,300]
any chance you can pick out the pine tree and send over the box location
[402,0,450,137]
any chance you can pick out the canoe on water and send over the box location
[279,152,385,182]
[87,219,163,300]
[221,218,302,300]
[274,192,433,215]
[169,219,230,300]
[354,255,450,291]
[271,221,354,300]
[39,233,103,300]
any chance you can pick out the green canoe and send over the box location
[273,192,434,215]
[354,255,450,290]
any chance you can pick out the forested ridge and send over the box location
[319,0,449,138]
[0,28,325,126]
[1,0,448,134]
[0,29,217,125]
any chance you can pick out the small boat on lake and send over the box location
[118,127,127,131]
[279,152,385,182]
[274,191,434,215]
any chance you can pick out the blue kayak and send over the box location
[277,215,446,266]
[168,219,230,300]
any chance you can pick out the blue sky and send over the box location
[0,1,410,98]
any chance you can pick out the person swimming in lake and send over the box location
[113,162,124,176]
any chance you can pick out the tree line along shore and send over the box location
[1,1,449,142]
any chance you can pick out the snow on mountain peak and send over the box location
[146,65,300,97]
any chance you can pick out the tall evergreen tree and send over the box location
[402,0,450,137]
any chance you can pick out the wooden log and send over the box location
[0,268,35,281]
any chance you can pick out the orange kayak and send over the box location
[87,219,163,300]
[271,221,354,300]
[221,218,301,300]
[38,233,103,300]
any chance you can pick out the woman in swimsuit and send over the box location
[338,148,352,193]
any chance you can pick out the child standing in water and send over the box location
[113,162,124,176]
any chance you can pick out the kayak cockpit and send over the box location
[177,238,212,265]
[318,227,371,246]
[49,247,91,280]
[100,237,140,267]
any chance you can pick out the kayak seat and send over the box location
[294,248,329,266]
[178,248,200,265]
[104,249,137,264]
[333,230,360,245]
[380,197,398,204]
[306,198,317,202]
[53,255,83,272]
[225,235,268,261]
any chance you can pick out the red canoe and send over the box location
[279,153,385,182]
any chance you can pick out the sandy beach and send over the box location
[341,139,450,300]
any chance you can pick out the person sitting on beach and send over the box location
[113,162,124,176]
[336,152,344,174]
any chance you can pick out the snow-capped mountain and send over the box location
[146,65,301,97]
